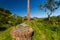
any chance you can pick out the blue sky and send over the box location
[0,0,60,18]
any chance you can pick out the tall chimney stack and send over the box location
[27,0,30,21]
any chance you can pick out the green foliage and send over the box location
[38,0,60,20]
[0,7,23,40]
[0,7,60,40]
[0,7,23,34]
[25,20,60,40]
[0,8,23,28]
[0,16,60,40]
[0,27,12,40]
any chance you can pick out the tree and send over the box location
[38,0,60,20]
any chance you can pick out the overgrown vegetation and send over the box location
[0,15,60,40]
[0,7,60,40]
[0,8,23,40]
[26,20,60,40]
[0,8,22,31]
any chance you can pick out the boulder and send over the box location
[10,23,34,40]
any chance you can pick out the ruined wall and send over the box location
[10,23,34,40]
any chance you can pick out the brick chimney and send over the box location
[27,0,30,21]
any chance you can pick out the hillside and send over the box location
[0,19,60,40]
[0,7,60,40]
[0,8,22,31]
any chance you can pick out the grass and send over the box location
[0,27,12,40]
[0,20,60,40]
[25,21,60,40]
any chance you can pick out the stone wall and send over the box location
[10,23,34,40]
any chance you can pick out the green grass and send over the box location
[0,27,12,40]
[0,20,60,40]
[25,21,60,40]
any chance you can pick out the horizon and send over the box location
[0,0,60,18]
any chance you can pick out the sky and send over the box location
[0,0,60,18]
